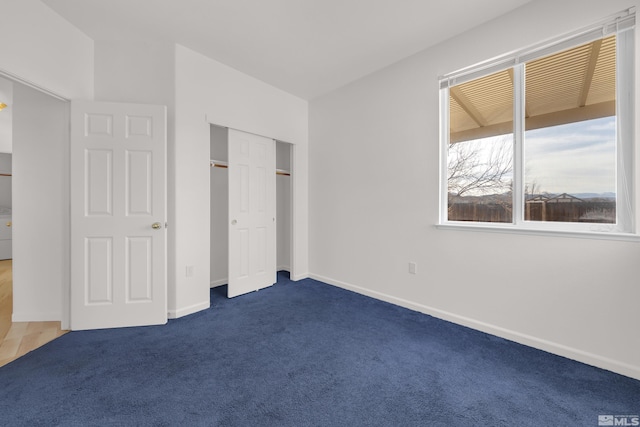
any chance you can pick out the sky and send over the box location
[448,116,617,197]
[524,116,616,195]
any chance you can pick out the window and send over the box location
[439,10,636,236]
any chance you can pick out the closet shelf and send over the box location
[210,159,291,176]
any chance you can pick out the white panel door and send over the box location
[70,100,167,330]
[228,129,276,298]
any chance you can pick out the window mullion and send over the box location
[439,87,450,224]
[512,64,525,225]
[616,27,635,233]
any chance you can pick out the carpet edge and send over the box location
[309,272,640,381]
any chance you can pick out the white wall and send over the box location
[0,2,92,326]
[11,83,68,321]
[93,40,175,152]
[174,45,308,317]
[0,0,93,100]
[94,40,175,108]
[93,40,180,314]
[309,0,640,380]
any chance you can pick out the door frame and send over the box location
[0,69,72,330]
[2,70,171,331]
[7,83,170,330]
[209,122,301,283]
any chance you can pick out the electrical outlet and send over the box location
[409,262,417,275]
[185,265,195,277]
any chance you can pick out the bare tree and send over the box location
[447,135,513,198]
[524,181,549,199]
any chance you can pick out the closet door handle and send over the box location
[231,219,237,225]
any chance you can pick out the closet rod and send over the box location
[210,159,228,169]
[210,160,291,176]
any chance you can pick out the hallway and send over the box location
[0,260,66,367]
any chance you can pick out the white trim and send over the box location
[438,89,450,224]
[0,68,69,102]
[616,27,636,233]
[309,273,640,381]
[168,300,210,319]
[290,143,301,281]
[290,272,309,281]
[61,103,71,331]
[435,223,640,242]
[440,17,636,237]
[512,64,524,225]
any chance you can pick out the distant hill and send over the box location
[449,191,616,203]
[526,192,616,200]
[572,192,615,200]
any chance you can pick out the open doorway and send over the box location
[0,76,12,345]
[0,75,67,367]
[209,124,293,296]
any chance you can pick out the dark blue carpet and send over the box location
[1,272,638,426]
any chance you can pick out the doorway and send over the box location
[209,124,293,295]
[0,75,68,366]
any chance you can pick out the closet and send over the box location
[209,124,292,297]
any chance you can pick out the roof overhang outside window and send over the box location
[449,35,616,144]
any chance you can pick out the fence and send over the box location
[448,201,615,223]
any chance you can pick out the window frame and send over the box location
[438,9,637,240]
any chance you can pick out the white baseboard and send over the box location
[12,311,61,322]
[309,273,640,381]
[210,278,227,288]
[290,272,309,281]
[168,300,210,319]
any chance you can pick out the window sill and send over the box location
[435,223,640,242]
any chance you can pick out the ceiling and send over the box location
[41,0,532,100]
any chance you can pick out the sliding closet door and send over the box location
[228,129,276,298]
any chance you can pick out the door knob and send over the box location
[231,219,237,225]
[5,221,10,227]
[151,222,162,229]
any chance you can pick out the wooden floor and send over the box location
[0,260,67,368]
